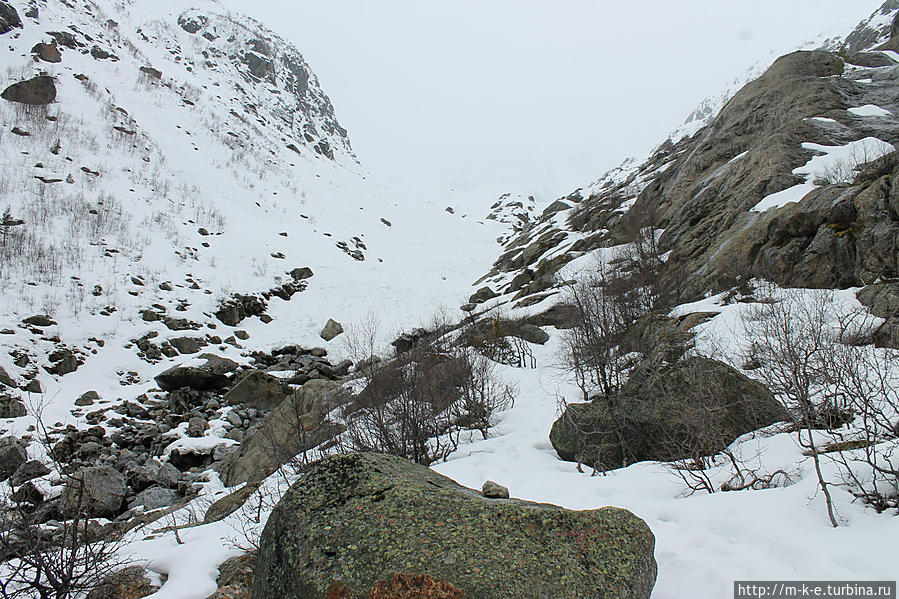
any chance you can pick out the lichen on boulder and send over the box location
[252,452,657,599]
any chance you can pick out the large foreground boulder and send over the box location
[551,357,787,468]
[253,453,657,599]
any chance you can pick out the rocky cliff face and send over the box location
[473,2,899,321]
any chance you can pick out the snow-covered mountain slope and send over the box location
[1,2,898,599]
[0,0,506,420]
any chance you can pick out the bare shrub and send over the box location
[742,290,843,526]
[0,407,126,598]
[824,310,899,513]
[341,316,514,466]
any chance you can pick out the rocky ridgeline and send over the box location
[465,5,899,349]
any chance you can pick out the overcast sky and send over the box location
[220,1,882,199]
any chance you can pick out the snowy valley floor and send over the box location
[67,289,895,599]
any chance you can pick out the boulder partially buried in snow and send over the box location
[154,354,239,391]
[252,453,657,599]
[550,357,787,468]
[2,75,56,105]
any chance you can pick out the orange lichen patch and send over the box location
[370,573,464,599]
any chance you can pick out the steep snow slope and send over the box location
[0,0,505,423]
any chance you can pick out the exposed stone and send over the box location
[2,75,57,105]
[75,390,100,406]
[87,566,160,599]
[22,314,55,327]
[0,365,15,388]
[523,303,580,329]
[169,336,208,355]
[129,485,181,511]
[223,370,292,411]
[320,319,344,342]
[0,1,22,35]
[289,267,313,280]
[0,436,27,481]
[218,380,346,486]
[140,66,162,79]
[203,482,261,523]
[154,354,239,391]
[481,480,510,499]
[32,41,61,63]
[253,453,657,599]
[370,574,463,599]
[0,393,26,417]
[61,465,127,518]
[11,459,50,486]
[468,286,498,304]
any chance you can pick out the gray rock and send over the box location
[223,370,292,411]
[0,365,15,388]
[524,303,581,330]
[469,286,499,304]
[169,336,207,355]
[481,480,510,499]
[157,462,180,488]
[154,354,239,391]
[225,410,243,427]
[289,267,313,280]
[75,390,100,406]
[128,486,180,511]
[61,466,127,518]
[253,453,657,599]
[204,482,260,523]
[22,314,55,327]
[550,357,788,468]
[0,392,26,418]
[187,416,208,437]
[319,319,344,341]
[218,380,346,486]
[0,437,27,481]
[11,460,50,486]
[513,323,550,345]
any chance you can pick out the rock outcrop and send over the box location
[252,452,657,599]
[2,75,57,105]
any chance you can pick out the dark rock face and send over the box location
[0,437,27,481]
[32,42,61,63]
[0,1,22,35]
[61,466,127,518]
[551,358,787,468]
[0,393,26,418]
[1,75,57,105]
[154,354,239,391]
[252,453,657,599]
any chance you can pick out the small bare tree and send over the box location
[742,290,841,526]
[824,310,899,513]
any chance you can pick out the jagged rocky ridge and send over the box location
[471,4,899,348]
